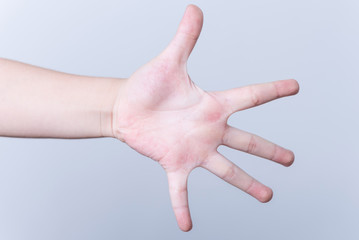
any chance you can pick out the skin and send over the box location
[0,5,299,232]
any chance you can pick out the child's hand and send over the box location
[112,5,299,231]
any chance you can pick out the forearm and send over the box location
[0,58,125,138]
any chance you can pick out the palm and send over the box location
[113,5,299,232]
[122,55,226,164]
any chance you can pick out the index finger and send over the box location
[215,79,299,114]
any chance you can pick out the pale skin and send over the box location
[0,5,299,232]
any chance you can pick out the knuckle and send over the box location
[221,126,230,145]
[170,184,187,195]
[245,178,256,193]
[250,87,261,106]
[270,145,279,161]
[223,165,237,182]
[247,135,257,154]
[273,81,281,98]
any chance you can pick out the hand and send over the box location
[112,5,299,231]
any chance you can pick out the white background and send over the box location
[0,0,358,239]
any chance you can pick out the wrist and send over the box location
[100,77,127,138]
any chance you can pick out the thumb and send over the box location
[167,171,192,232]
[165,4,203,63]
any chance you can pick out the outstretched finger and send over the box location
[222,125,295,166]
[167,171,192,232]
[202,152,273,203]
[164,4,203,63]
[216,79,299,114]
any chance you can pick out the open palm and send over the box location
[112,5,299,231]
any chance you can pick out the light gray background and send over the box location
[0,0,358,239]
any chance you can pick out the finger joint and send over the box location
[223,164,237,182]
[247,135,257,154]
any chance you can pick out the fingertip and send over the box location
[186,4,203,18]
[275,79,300,97]
[247,181,273,203]
[287,79,300,95]
[176,209,193,232]
[180,222,193,232]
[258,187,273,203]
[282,150,295,167]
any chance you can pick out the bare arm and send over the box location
[0,58,124,138]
